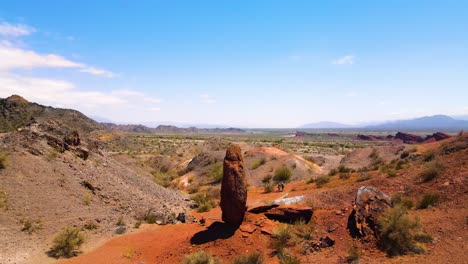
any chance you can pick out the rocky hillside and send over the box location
[103,123,245,134]
[0,101,190,263]
[0,95,104,134]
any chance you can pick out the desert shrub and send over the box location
[83,191,92,206]
[387,169,397,178]
[420,161,442,182]
[263,182,274,193]
[391,193,414,209]
[423,151,435,162]
[83,222,98,230]
[378,205,424,256]
[134,221,142,228]
[414,232,433,243]
[339,173,350,180]
[232,251,264,264]
[272,224,293,255]
[262,175,273,184]
[0,151,8,169]
[369,148,378,159]
[395,160,407,170]
[20,218,42,234]
[315,175,330,188]
[188,186,199,194]
[273,167,292,182]
[209,162,223,183]
[117,216,125,226]
[356,173,372,182]
[251,158,267,170]
[337,164,352,173]
[345,242,361,263]
[182,250,219,264]
[306,177,315,184]
[0,191,7,210]
[294,220,314,240]
[328,168,338,176]
[278,254,301,264]
[191,192,216,212]
[49,226,85,258]
[417,193,440,209]
[152,170,174,187]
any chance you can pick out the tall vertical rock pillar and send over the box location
[220,144,248,227]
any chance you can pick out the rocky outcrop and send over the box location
[220,145,248,227]
[348,186,392,239]
[424,132,451,143]
[63,130,81,146]
[264,205,313,223]
[394,132,424,144]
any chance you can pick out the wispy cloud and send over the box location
[332,55,355,65]
[0,22,36,37]
[345,91,357,97]
[200,94,216,104]
[0,42,114,78]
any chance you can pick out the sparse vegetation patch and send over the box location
[182,250,220,264]
[49,226,85,258]
[273,166,292,182]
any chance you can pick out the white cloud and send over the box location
[0,22,36,37]
[332,55,355,65]
[79,67,115,78]
[0,43,114,78]
[0,72,161,115]
[200,94,216,104]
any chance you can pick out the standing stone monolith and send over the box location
[220,144,248,227]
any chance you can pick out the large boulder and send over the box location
[220,145,248,227]
[63,130,81,146]
[348,186,392,239]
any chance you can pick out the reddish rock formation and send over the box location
[394,132,424,144]
[348,186,392,239]
[264,205,313,224]
[424,132,451,143]
[220,145,248,227]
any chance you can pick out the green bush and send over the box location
[345,243,361,263]
[191,192,216,212]
[294,220,314,240]
[391,193,414,209]
[272,224,293,255]
[251,158,267,170]
[273,167,292,182]
[232,252,264,264]
[315,175,330,188]
[378,205,424,256]
[420,161,442,182]
[152,170,174,187]
[279,254,301,264]
[263,182,274,193]
[182,250,220,264]
[417,193,440,209]
[356,173,372,182]
[328,168,338,176]
[49,226,85,258]
[20,217,42,234]
[209,162,223,183]
[339,173,350,180]
[337,164,352,173]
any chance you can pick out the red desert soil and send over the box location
[61,136,468,264]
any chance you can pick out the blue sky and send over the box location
[0,1,467,127]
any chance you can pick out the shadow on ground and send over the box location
[190,221,236,245]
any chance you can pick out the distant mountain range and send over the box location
[300,115,468,132]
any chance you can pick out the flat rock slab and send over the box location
[248,204,279,214]
[264,205,313,224]
[240,224,256,234]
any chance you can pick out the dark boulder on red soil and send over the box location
[348,186,392,239]
[394,132,424,144]
[264,205,313,224]
[220,145,248,227]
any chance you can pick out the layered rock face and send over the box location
[220,145,248,227]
